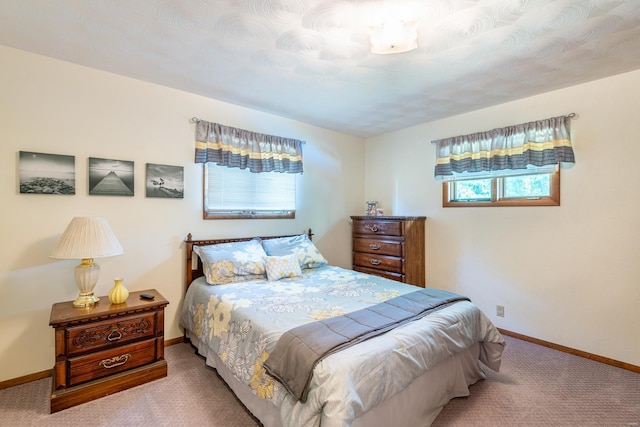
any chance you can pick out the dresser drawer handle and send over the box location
[365,224,379,232]
[368,244,381,250]
[99,354,131,369]
[370,259,381,266]
[107,329,122,342]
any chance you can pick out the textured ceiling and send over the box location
[1,0,640,137]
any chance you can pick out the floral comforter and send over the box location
[180,265,504,427]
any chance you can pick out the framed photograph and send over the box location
[19,151,75,195]
[145,163,184,198]
[88,157,134,196]
[366,201,378,216]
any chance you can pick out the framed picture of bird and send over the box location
[145,163,184,199]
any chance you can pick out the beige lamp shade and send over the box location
[51,217,124,259]
[51,217,123,307]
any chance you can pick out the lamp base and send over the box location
[73,258,101,308]
[73,292,100,307]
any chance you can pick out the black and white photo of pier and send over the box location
[88,157,134,196]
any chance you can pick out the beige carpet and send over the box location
[1,336,639,426]
[1,343,260,427]
[433,336,640,426]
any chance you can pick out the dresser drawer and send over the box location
[353,220,403,236]
[353,238,403,257]
[354,266,404,282]
[66,312,156,357]
[353,252,403,273]
[68,338,157,386]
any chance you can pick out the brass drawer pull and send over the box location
[365,224,379,232]
[107,329,122,342]
[370,259,381,266]
[99,354,131,369]
[369,244,381,250]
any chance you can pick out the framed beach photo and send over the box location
[88,157,134,196]
[19,151,75,195]
[145,163,184,198]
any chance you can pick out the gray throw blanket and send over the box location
[263,288,470,402]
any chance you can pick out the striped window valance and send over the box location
[194,119,305,174]
[432,114,576,181]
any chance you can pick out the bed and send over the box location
[180,231,505,427]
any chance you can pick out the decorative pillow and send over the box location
[264,254,303,281]
[193,239,267,285]
[262,234,328,269]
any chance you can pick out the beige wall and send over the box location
[0,46,365,382]
[365,69,640,366]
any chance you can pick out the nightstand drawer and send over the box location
[66,312,156,356]
[68,338,157,386]
[353,252,403,273]
[353,220,403,236]
[353,238,403,257]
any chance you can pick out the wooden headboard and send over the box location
[184,229,314,291]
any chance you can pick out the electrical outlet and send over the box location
[496,305,505,317]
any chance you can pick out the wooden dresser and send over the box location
[49,289,169,412]
[351,216,426,287]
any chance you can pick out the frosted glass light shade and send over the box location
[51,217,123,307]
[370,19,418,54]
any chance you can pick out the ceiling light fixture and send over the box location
[369,19,418,54]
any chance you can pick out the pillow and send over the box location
[193,239,267,285]
[261,234,328,269]
[264,254,303,281]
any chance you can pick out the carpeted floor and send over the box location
[1,336,639,426]
[433,336,640,426]
[0,342,260,427]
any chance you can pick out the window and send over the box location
[204,163,296,219]
[433,114,574,207]
[443,170,560,207]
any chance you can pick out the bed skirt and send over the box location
[186,330,486,427]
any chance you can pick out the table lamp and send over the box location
[50,217,124,307]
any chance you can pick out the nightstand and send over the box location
[49,289,169,412]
